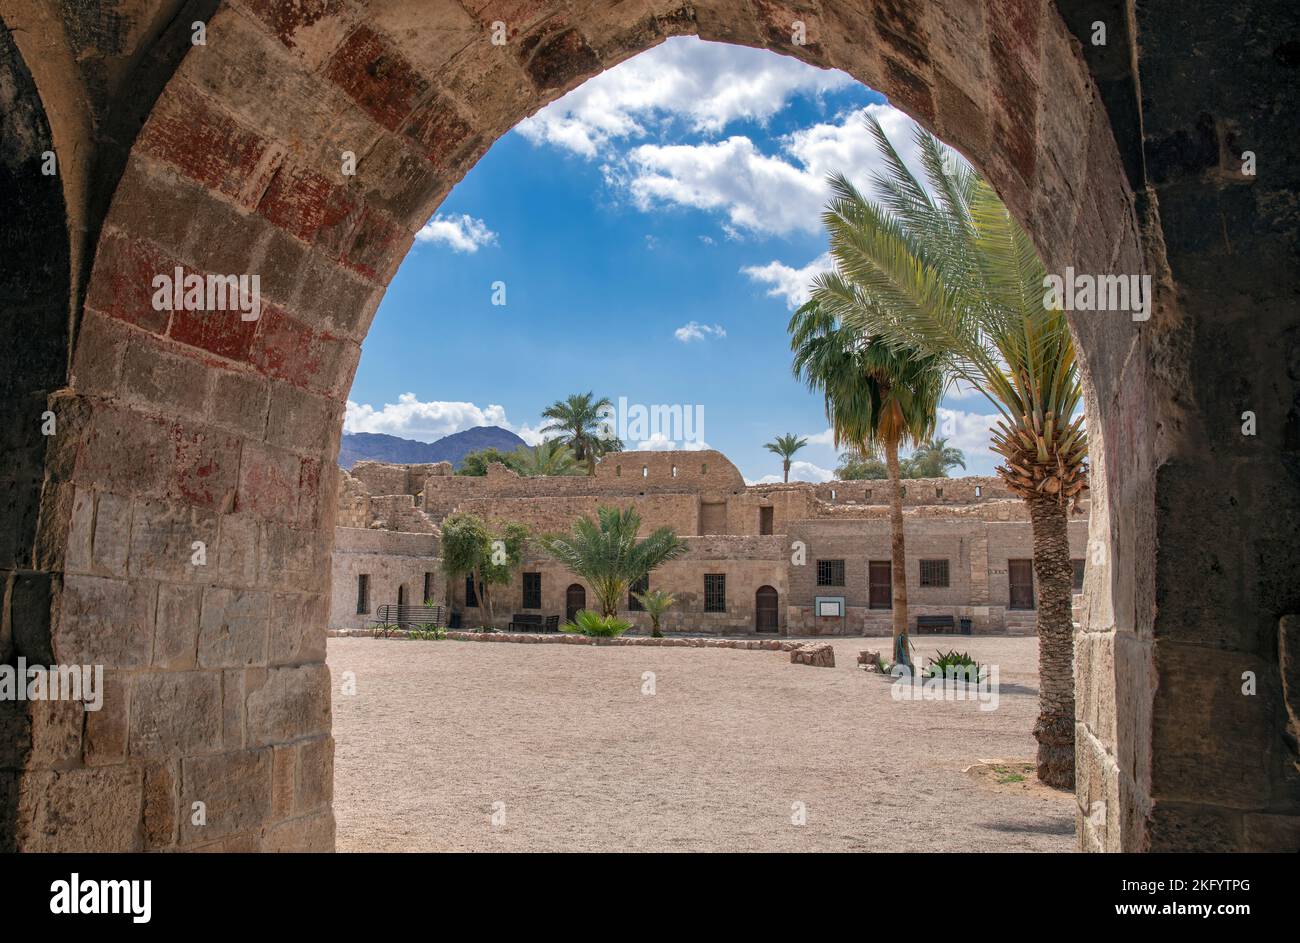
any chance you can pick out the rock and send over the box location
[790,642,835,668]
[858,650,883,671]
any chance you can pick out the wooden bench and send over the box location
[371,604,447,637]
[507,613,560,633]
[915,614,956,634]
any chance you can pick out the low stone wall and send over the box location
[328,628,809,652]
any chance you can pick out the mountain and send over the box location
[338,427,528,470]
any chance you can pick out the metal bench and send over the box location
[507,613,560,633]
[915,614,956,634]
[371,604,447,637]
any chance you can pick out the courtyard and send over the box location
[330,634,1074,852]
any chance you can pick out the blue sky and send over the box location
[345,37,1001,482]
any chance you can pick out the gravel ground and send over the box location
[329,634,1075,852]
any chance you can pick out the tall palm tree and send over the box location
[907,437,967,478]
[539,392,623,475]
[508,438,581,476]
[538,505,687,617]
[789,300,944,669]
[807,116,1088,788]
[763,433,809,482]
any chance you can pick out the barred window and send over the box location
[522,572,541,609]
[919,559,950,587]
[704,574,726,613]
[628,574,648,611]
[816,559,846,587]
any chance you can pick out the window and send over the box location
[1009,559,1035,610]
[868,561,892,609]
[356,574,370,614]
[704,574,726,613]
[975,485,982,497]
[465,574,479,608]
[397,584,407,607]
[830,488,837,501]
[759,505,774,535]
[522,572,541,609]
[423,572,434,604]
[628,574,648,611]
[816,559,846,587]
[864,489,872,501]
[615,465,621,477]
[1072,559,1085,593]
[642,465,648,478]
[936,487,943,500]
[671,465,678,477]
[919,559,950,588]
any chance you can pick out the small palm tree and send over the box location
[539,392,623,475]
[808,115,1088,788]
[632,589,676,638]
[508,439,580,476]
[790,301,944,669]
[763,433,809,483]
[538,506,687,617]
[906,438,967,478]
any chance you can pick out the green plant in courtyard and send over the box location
[632,588,676,638]
[924,649,984,681]
[538,505,687,618]
[562,609,632,638]
[804,114,1087,788]
[440,512,530,628]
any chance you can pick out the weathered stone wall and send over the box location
[329,527,441,632]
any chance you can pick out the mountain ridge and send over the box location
[338,426,528,470]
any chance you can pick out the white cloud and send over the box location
[742,252,834,309]
[344,393,541,444]
[930,407,1003,464]
[626,103,924,239]
[748,459,835,485]
[674,321,727,343]
[632,433,711,452]
[805,427,837,446]
[515,36,854,158]
[414,213,498,253]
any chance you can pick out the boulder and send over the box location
[790,642,835,668]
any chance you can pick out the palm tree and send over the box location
[538,505,688,618]
[632,589,676,638]
[508,439,581,476]
[539,392,623,475]
[790,300,943,670]
[807,115,1087,788]
[907,438,967,478]
[763,433,809,482]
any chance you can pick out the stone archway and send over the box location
[1,0,1296,852]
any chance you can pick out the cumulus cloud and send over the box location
[748,459,835,485]
[414,213,498,253]
[930,407,1003,464]
[344,393,543,444]
[632,433,711,451]
[674,321,727,343]
[627,103,924,239]
[516,36,854,157]
[742,252,835,309]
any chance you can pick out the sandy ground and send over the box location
[329,634,1075,852]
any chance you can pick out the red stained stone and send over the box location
[403,95,477,170]
[324,26,429,132]
[169,307,259,363]
[251,308,325,393]
[297,458,323,525]
[986,0,1042,72]
[521,27,601,92]
[85,230,172,334]
[884,56,936,125]
[989,41,1038,182]
[342,208,406,282]
[168,422,241,510]
[237,442,301,522]
[874,0,931,66]
[239,0,343,49]
[137,83,270,204]
[257,163,358,256]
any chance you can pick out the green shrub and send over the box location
[408,624,446,641]
[924,649,983,681]
[562,609,631,638]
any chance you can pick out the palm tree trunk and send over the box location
[884,437,909,665]
[783,459,790,483]
[1027,491,1075,788]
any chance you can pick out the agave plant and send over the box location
[538,505,687,618]
[806,115,1087,787]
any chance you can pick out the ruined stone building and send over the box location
[332,451,1088,636]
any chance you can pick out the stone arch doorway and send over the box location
[3,0,1295,852]
[755,586,779,634]
[565,584,587,626]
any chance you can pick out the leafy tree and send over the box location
[763,433,809,483]
[835,448,889,480]
[538,505,687,618]
[440,512,529,627]
[790,300,944,669]
[507,439,582,476]
[632,589,676,638]
[539,392,624,475]
[806,115,1088,787]
[905,438,967,478]
[457,448,517,476]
